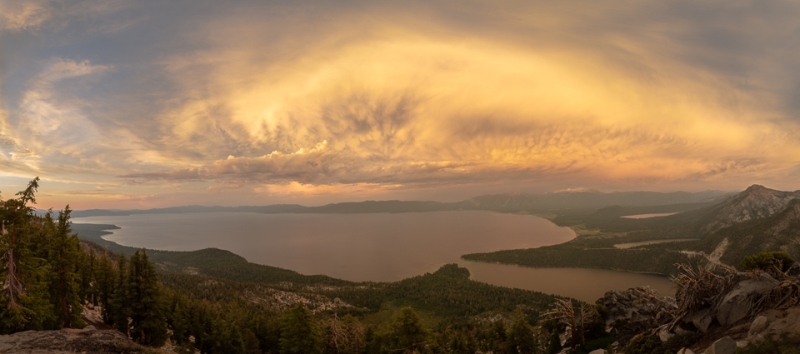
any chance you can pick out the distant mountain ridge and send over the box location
[70,189,731,217]
[459,190,730,212]
[694,185,800,264]
[696,184,800,234]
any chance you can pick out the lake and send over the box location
[74,211,674,302]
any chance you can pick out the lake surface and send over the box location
[74,211,674,302]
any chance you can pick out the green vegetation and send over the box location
[0,178,165,345]
[279,304,323,354]
[327,265,561,319]
[17,178,798,354]
[0,178,92,332]
[463,242,699,275]
[700,200,800,267]
[156,266,575,353]
[460,198,722,276]
[741,251,795,274]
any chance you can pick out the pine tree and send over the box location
[279,303,322,354]
[127,249,168,346]
[78,249,96,305]
[95,254,116,322]
[0,178,56,332]
[47,206,83,328]
[110,254,129,334]
[507,310,537,354]
[382,307,428,354]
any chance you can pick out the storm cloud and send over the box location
[2,0,800,208]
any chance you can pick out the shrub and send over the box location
[741,251,795,274]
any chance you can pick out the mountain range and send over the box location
[71,189,731,218]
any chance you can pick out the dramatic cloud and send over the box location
[2,0,800,208]
[0,0,51,31]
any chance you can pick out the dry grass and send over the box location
[754,277,800,312]
[669,263,737,329]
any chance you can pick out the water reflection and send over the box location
[463,261,675,303]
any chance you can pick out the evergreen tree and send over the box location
[166,292,190,346]
[488,320,508,354]
[279,303,322,354]
[0,178,56,332]
[47,206,83,328]
[127,249,168,346]
[242,328,261,354]
[95,254,117,323]
[110,254,130,334]
[78,249,96,305]
[382,307,428,354]
[507,310,537,354]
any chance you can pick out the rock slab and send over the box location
[0,329,146,353]
[716,275,778,326]
[749,315,768,336]
[706,336,737,354]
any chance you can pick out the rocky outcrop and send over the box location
[750,306,800,341]
[598,265,800,353]
[0,329,149,353]
[715,273,779,326]
[706,336,736,354]
[673,266,792,335]
[596,287,676,344]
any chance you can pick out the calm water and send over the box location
[74,211,674,302]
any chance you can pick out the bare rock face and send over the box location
[760,307,800,340]
[748,315,769,336]
[716,273,779,326]
[596,287,676,344]
[701,185,800,234]
[706,336,736,354]
[685,307,713,333]
[0,329,147,353]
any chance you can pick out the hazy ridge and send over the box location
[71,189,732,218]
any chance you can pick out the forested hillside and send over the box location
[0,178,164,341]
[4,179,590,353]
[465,185,800,275]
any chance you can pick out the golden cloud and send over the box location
[136,18,800,189]
[5,0,800,208]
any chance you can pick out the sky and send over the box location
[1,0,800,210]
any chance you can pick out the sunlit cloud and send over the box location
[0,0,51,31]
[2,0,800,208]
[254,181,405,200]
